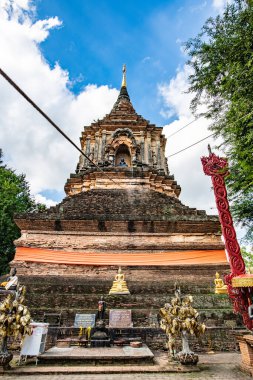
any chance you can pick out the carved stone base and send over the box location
[0,351,13,372]
[237,334,253,370]
[176,352,199,365]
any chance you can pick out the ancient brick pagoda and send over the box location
[11,67,237,351]
[13,66,226,267]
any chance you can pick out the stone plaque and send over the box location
[109,309,132,328]
[74,313,96,328]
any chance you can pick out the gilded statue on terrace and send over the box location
[214,272,228,294]
[109,267,130,295]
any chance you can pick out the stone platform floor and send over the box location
[2,352,252,379]
[38,345,154,365]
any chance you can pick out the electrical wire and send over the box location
[167,133,215,158]
[167,108,253,158]
[165,73,253,140]
[0,68,121,187]
[1,67,252,168]
[166,117,203,138]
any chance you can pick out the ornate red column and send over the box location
[201,147,252,330]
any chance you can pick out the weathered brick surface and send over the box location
[12,262,242,352]
[15,189,220,226]
[66,168,183,198]
[15,219,221,234]
[44,326,240,353]
[15,262,229,279]
[15,230,223,250]
[238,336,253,367]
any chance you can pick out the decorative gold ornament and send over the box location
[232,274,253,288]
[214,272,228,294]
[109,267,130,295]
[0,285,32,355]
[159,286,205,361]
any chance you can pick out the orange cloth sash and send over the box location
[14,247,227,266]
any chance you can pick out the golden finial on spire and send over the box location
[121,64,127,87]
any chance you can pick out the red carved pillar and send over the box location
[201,150,252,330]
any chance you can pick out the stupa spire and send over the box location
[121,64,127,87]
[118,64,130,101]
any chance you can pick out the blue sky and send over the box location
[35,0,219,126]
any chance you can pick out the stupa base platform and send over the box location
[7,350,205,374]
[39,345,155,366]
[7,263,240,353]
[6,352,243,375]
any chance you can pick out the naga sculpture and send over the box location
[201,146,253,330]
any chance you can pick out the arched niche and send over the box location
[115,144,131,167]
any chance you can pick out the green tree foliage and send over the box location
[241,246,253,269]
[0,150,45,274]
[185,0,253,243]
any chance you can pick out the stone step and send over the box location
[24,284,217,295]
[38,345,155,366]
[25,292,231,309]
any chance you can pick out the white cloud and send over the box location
[190,1,207,12]
[34,194,57,208]
[13,0,29,9]
[159,65,247,242]
[212,0,233,12]
[29,17,62,43]
[158,66,193,119]
[0,0,118,202]
[158,65,222,214]
[142,56,151,63]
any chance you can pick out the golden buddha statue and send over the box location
[0,268,19,291]
[109,267,130,295]
[214,272,228,294]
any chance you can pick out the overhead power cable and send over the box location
[167,108,253,158]
[166,77,253,140]
[166,117,203,139]
[2,68,252,168]
[167,133,215,158]
[0,68,121,187]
